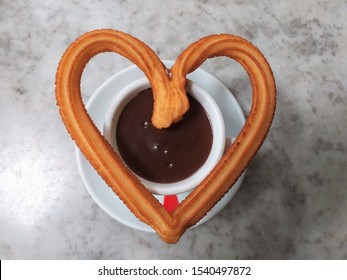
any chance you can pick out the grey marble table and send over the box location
[0,0,346,259]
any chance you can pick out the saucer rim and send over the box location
[76,60,246,232]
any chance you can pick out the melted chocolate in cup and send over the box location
[116,88,213,184]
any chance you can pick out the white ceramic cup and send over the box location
[103,77,225,195]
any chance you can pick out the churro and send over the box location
[56,29,276,243]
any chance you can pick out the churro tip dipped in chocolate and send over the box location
[55,29,276,244]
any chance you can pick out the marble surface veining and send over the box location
[0,0,346,259]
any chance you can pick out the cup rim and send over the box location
[103,77,225,195]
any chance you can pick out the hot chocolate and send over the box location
[116,88,213,183]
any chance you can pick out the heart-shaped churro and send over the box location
[56,29,276,243]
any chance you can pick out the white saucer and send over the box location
[76,60,246,232]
